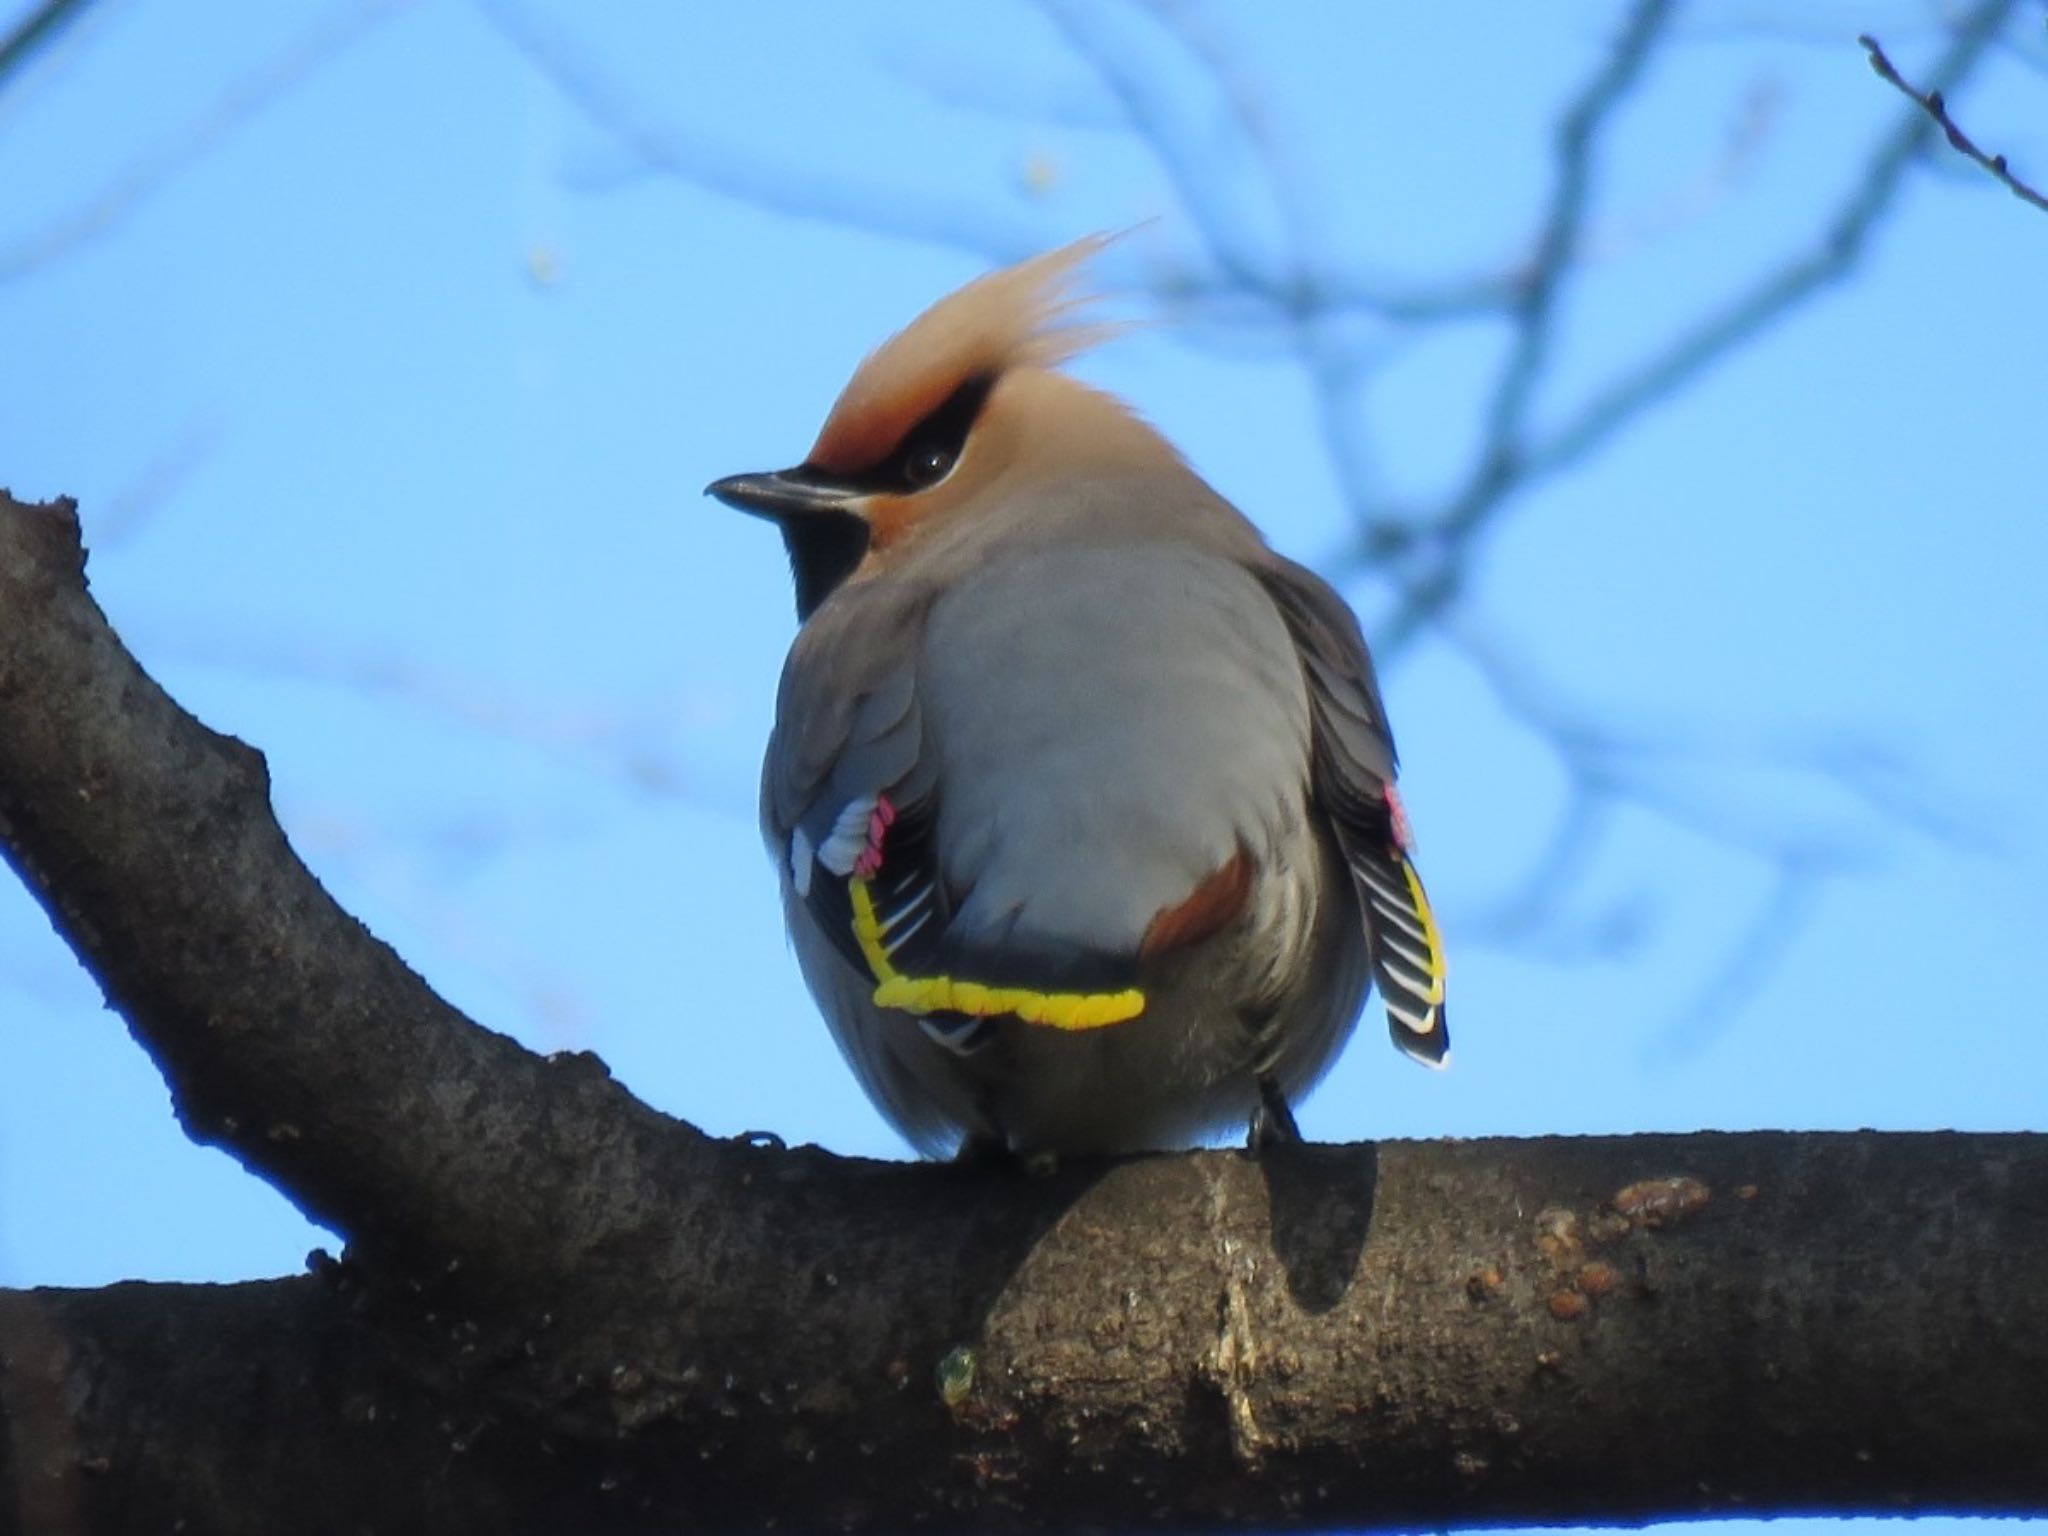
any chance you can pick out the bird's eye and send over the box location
[902,443,955,489]
[880,372,990,494]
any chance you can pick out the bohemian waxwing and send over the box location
[708,234,1447,1159]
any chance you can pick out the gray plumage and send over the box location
[714,237,1447,1158]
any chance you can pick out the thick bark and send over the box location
[2,489,2045,1534]
[5,1137,2046,1534]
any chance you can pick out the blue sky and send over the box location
[1,2,2044,1522]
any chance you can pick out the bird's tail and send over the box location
[1356,845,1450,1067]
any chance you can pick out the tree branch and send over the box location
[4,484,2047,1531]
[0,0,93,95]
[0,1,410,285]
[1447,0,1677,555]
[1860,30,2048,213]
[0,490,715,1292]
[5,1134,2048,1534]
[1377,0,2021,647]
[477,1,1046,266]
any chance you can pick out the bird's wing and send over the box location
[1256,557,1449,1065]
[765,584,1153,1056]
[906,541,1318,1016]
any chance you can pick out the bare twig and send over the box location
[90,411,223,547]
[1654,858,1825,1061]
[1401,0,1678,616]
[1434,605,1971,1040]
[478,0,1047,265]
[1573,76,1782,264]
[1859,30,2048,212]
[0,0,94,95]
[1374,0,2020,646]
[126,611,747,814]
[0,0,412,283]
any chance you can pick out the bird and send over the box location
[707,234,1447,1160]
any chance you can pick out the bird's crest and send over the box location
[808,233,1122,476]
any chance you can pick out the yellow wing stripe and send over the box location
[849,879,1145,1032]
[1399,855,1449,1012]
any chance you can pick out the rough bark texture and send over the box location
[2,488,2045,1535]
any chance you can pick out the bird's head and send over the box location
[708,233,1180,619]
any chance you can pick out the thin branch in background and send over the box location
[1436,609,1959,1037]
[1372,0,2019,650]
[881,44,1128,136]
[1785,733,1990,848]
[1465,781,1640,958]
[0,0,412,283]
[1145,250,1519,326]
[128,613,751,817]
[0,0,94,95]
[1039,0,1281,290]
[1860,29,2048,213]
[1652,858,1824,1061]
[477,0,1047,265]
[288,805,596,1047]
[1459,0,1678,534]
[1042,0,1416,539]
[1355,0,1679,645]
[1519,0,2015,464]
[1573,75,1783,264]
[1994,8,2048,78]
[90,411,223,548]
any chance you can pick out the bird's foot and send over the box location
[1246,1073,1301,1154]
[953,1133,1059,1176]
[953,1132,1010,1168]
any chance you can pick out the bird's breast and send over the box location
[920,541,1314,948]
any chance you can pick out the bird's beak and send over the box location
[705,467,865,522]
